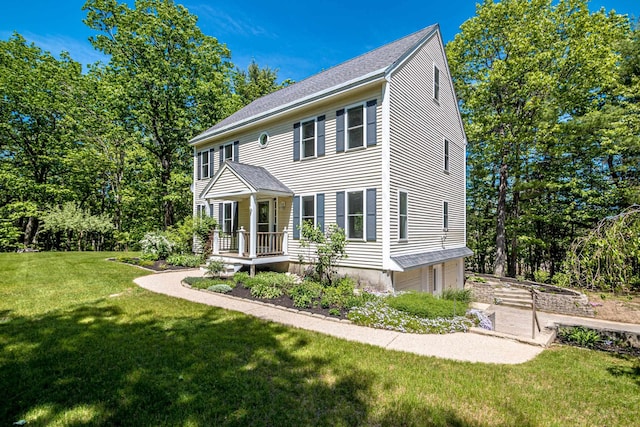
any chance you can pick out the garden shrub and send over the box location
[387,292,468,319]
[250,282,284,299]
[288,280,323,308]
[140,231,176,260]
[207,284,233,293]
[166,253,203,268]
[233,271,250,285]
[183,277,234,290]
[440,288,473,304]
[558,326,602,348]
[205,258,225,277]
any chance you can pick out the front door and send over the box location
[257,200,272,232]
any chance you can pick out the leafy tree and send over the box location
[39,202,114,251]
[83,0,237,228]
[0,33,84,247]
[448,0,630,277]
[299,222,348,285]
[233,60,290,105]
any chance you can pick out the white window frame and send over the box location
[222,202,235,234]
[346,189,366,241]
[443,200,449,232]
[258,132,269,149]
[433,64,440,102]
[398,190,408,241]
[345,102,366,151]
[300,117,317,159]
[221,142,234,162]
[299,194,316,227]
[443,138,450,173]
[200,149,210,179]
[196,204,207,218]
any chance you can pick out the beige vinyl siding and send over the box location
[444,259,461,290]
[193,87,384,269]
[388,31,466,257]
[210,169,251,196]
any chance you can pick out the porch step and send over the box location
[220,263,242,278]
[493,287,533,309]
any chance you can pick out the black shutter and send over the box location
[293,122,300,161]
[336,191,345,229]
[233,202,239,232]
[218,204,223,227]
[366,99,377,146]
[233,140,239,162]
[336,109,345,152]
[219,146,224,166]
[316,193,325,232]
[317,115,325,157]
[197,151,202,180]
[366,188,377,241]
[293,196,300,239]
[209,148,215,177]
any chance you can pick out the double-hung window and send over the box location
[443,201,449,231]
[399,191,408,240]
[444,138,450,172]
[347,191,364,240]
[222,143,233,162]
[201,150,210,178]
[346,104,364,149]
[301,119,316,159]
[433,64,440,102]
[223,202,234,233]
[301,195,315,226]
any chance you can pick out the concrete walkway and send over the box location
[134,270,544,365]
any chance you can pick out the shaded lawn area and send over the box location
[0,253,638,426]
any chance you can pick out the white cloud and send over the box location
[185,4,277,39]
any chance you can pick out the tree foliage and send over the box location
[447,0,635,279]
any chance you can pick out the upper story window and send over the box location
[258,132,269,148]
[347,104,364,149]
[219,140,239,165]
[222,143,233,162]
[301,119,316,159]
[399,191,408,241]
[444,138,450,172]
[443,201,449,231]
[433,64,440,102]
[197,148,214,180]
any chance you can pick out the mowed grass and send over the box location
[1,253,638,426]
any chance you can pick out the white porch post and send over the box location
[282,227,288,255]
[238,226,246,256]
[249,194,257,258]
[212,228,220,255]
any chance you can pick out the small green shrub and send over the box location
[207,284,233,293]
[467,275,486,283]
[559,326,602,348]
[288,280,323,308]
[166,254,203,268]
[140,231,176,260]
[387,292,467,319]
[250,282,284,299]
[328,308,342,316]
[254,272,297,289]
[183,277,234,290]
[440,288,473,304]
[233,271,250,285]
[205,258,225,277]
[534,270,550,284]
[139,259,155,267]
[551,272,570,287]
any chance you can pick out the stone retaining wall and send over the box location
[467,276,595,317]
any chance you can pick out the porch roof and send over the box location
[391,247,473,270]
[200,161,293,200]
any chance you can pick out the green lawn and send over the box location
[1,253,638,426]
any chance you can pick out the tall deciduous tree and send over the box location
[0,34,84,246]
[83,0,236,228]
[447,0,629,277]
[233,60,290,105]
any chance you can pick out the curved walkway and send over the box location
[134,269,544,365]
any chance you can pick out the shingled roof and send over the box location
[391,247,473,270]
[225,161,292,195]
[190,24,439,144]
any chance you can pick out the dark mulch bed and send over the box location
[111,257,193,272]
[555,334,640,358]
[197,281,349,320]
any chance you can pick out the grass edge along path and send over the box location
[0,252,638,426]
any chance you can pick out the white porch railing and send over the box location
[213,227,288,258]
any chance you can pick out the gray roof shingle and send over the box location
[226,161,293,195]
[391,247,473,270]
[190,24,439,143]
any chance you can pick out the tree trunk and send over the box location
[494,160,508,276]
[22,216,39,247]
[160,154,174,228]
[508,190,520,277]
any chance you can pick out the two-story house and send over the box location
[190,24,471,292]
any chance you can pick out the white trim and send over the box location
[221,201,235,233]
[221,142,234,162]
[189,70,385,145]
[381,80,391,270]
[199,162,253,200]
[258,132,269,148]
[398,190,408,242]
[443,137,450,173]
[345,188,366,241]
[344,101,367,151]
[442,200,449,232]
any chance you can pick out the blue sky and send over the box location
[1,1,637,82]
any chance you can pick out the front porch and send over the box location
[213,228,289,260]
